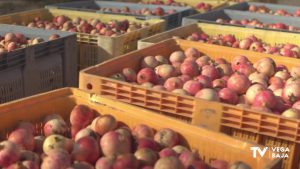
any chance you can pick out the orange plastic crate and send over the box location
[80,39,300,169]
[0,88,281,169]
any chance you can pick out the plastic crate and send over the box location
[182,9,300,34]
[227,0,277,5]
[225,2,300,16]
[0,87,282,169]
[0,8,165,70]
[138,22,300,50]
[0,24,77,104]
[122,0,228,13]
[180,0,228,11]
[80,39,300,169]
[46,1,194,30]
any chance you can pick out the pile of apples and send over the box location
[141,0,213,11]
[215,18,300,32]
[248,5,300,17]
[0,32,60,54]
[141,0,187,6]
[111,47,300,119]
[179,33,300,58]
[0,104,251,169]
[229,0,248,2]
[194,3,213,11]
[21,16,148,37]
[99,6,177,16]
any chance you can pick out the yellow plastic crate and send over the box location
[164,0,228,12]
[227,0,277,5]
[138,23,300,51]
[124,0,228,12]
[0,8,165,70]
[80,39,299,169]
[0,87,282,169]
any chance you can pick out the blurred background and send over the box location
[0,0,299,15]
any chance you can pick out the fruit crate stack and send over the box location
[79,39,300,169]
[0,24,77,104]
[0,8,165,70]
[182,8,300,33]
[227,0,278,5]
[46,0,194,30]
[135,0,228,13]
[0,87,281,169]
[119,0,228,13]
[225,1,300,16]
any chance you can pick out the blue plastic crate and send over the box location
[0,24,77,104]
[46,0,195,30]
[182,9,300,33]
[225,2,300,17]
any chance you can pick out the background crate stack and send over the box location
[46,1,194,30]
[182,9,300,32]
[182,9,300,33]
[227,0,278,5]
[123,0,228,12]
[79,39,300,169]
[0,8,165,70]
[225,1,300,13]
[0,24,77,104]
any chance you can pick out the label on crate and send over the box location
[250,147,289,159]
